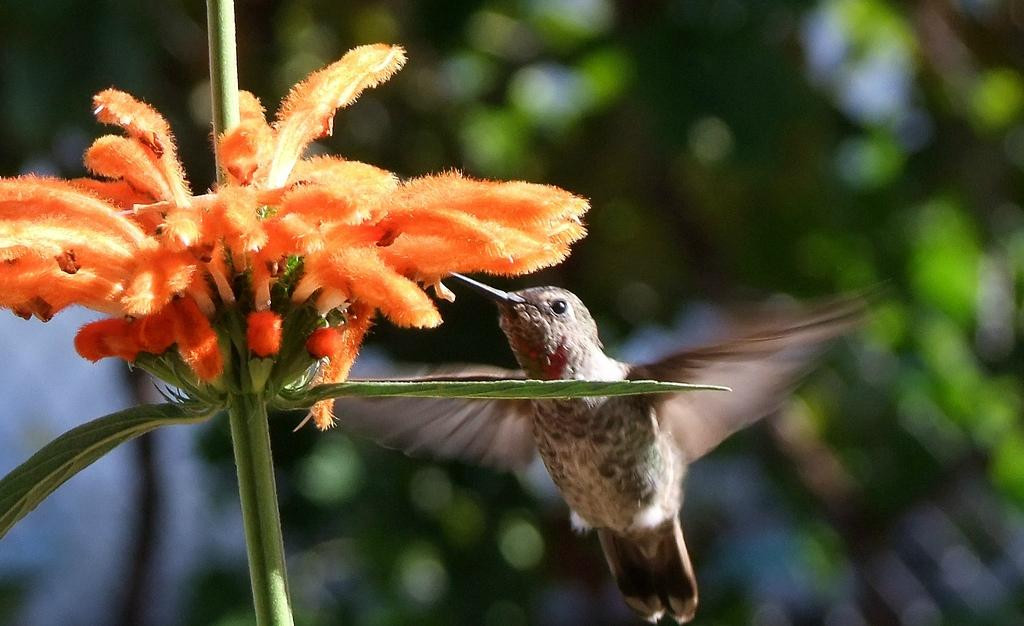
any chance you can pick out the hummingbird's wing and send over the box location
[332,365,537,471]
[629,295,866,463]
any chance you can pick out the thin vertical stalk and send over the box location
[207,1,293,623]
[227,394,294,626]
[206,0,240,181]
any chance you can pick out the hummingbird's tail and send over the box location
[598,518,698,623]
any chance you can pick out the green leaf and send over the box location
[0,402,214,539]
[277,379,729,409]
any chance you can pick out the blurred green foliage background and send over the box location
[4,0,1024,624]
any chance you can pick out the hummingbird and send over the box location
[335,274,864,623]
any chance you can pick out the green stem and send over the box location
[206,0,240,182]
[207,2,291,622]
[227,394,294,626]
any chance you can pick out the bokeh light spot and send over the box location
[498,516,544,570]
[296,436,364,506]
[396,544,449,606]
[688,116,734,165]
[970,69,1024,132]
[409,466,454,515]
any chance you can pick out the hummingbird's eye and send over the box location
[550,299,569,315]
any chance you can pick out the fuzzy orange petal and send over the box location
[70,178,156,210]
[279,186,375,226]
[0,178,141,315]
[267,44,407,187]
[47,271,136,314]
[0,217,137,273]
[308,402,335,431]
[171,297,223,380]
[305,326,341,359]
[391,172,590,226]
[247,310,283,357]
[75,318,123,361]
[160,207,205,250]
[93,89,190,206]
[288,156,399,196]
[134,307,177,355]
[278,160,397,224]
[206,185,267,255]
[85,135,174,201]
[0,258,125,319]
[261,214,323,258]
[296,248,441,327]
[309,303,373,429]
[93,89,173,154]
[75,317,140,362]
[375,234,483,277]
[371,173,587,277]
[262,213,390,260]
[381,173,587,270]
[321,223,394,248]
[0,176,146,245]
[219,91,275,185]
[69,178,164,235]
[121,245,199,316]
[377,233,568,277]
[383,207,547,259]
[528,217,587,247]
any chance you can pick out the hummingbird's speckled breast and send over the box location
[530,394,686,535]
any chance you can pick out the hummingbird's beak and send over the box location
[448,273,526,304]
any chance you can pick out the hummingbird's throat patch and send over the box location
[543,343,569,379]
[515,340,568,380]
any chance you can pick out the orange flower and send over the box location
[305,303,374,429]
[305,327,343,360]
[247,311,283,357]
[0,44,588,418]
